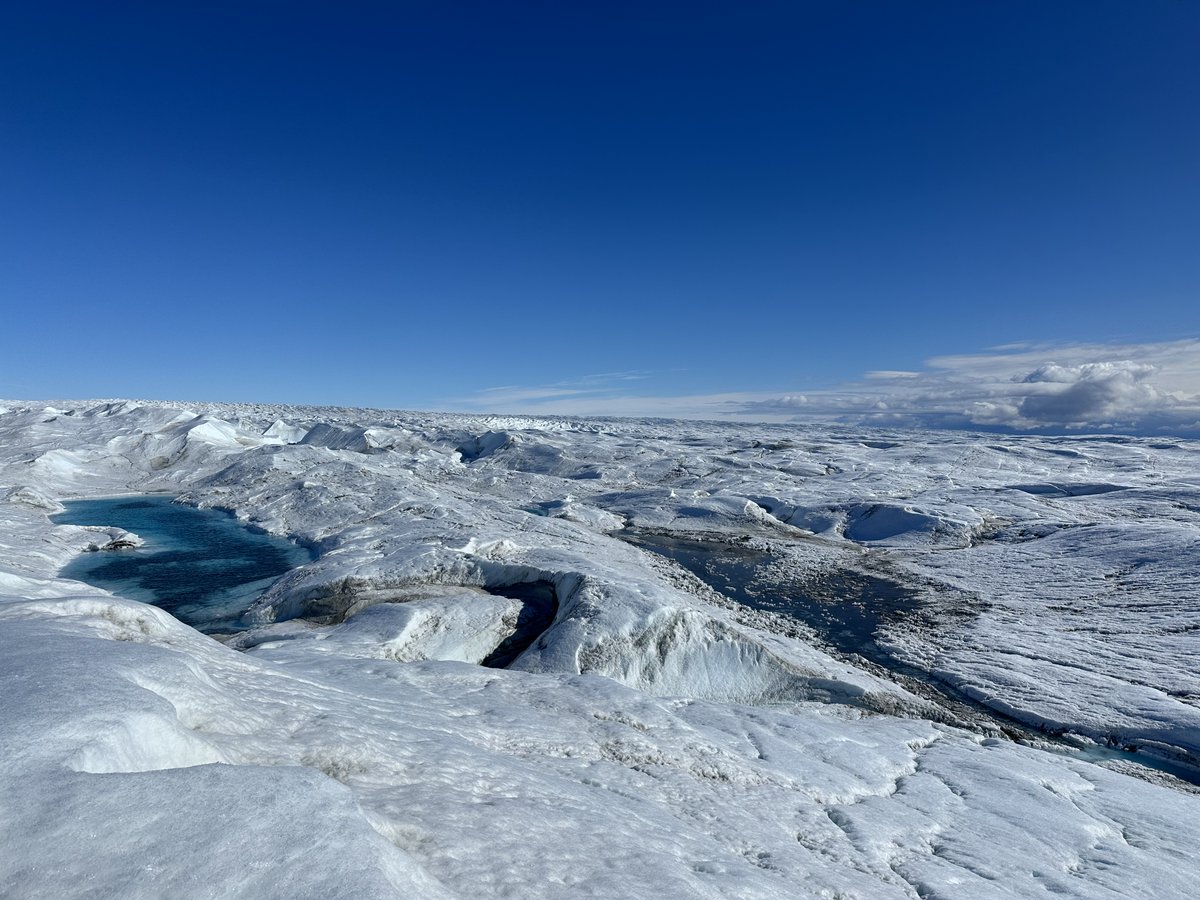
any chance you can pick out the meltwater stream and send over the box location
[625,529,1200,789]
[53,495,312,635]
[623,530,918,665]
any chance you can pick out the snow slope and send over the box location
[1,399,1198,898]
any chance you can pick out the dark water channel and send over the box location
[53,495,312,635]
[623,531,918,667]
[481,581,559,668]
[624,529,1200,788]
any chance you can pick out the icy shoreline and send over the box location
[2,399,1199,897]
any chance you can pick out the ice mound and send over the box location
[3,485,63,512]
[528,497,626,532]
[752,499,982,548]
[301,422,399,454]
[262,418,308,443]
[235,586,524,665]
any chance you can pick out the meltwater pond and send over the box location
[53,495,311,635]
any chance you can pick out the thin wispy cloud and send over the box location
[472,386,601,405]
[864,370,921,380]
[448,371,653,410]
[452,340,1200,435]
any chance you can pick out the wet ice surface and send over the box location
[4,400,1200,898]
[626,528,1200,786]
[624,530,918,662]
[52,495,310,634]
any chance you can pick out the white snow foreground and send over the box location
[1,401,1198,898]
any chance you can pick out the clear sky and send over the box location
[2,2,1198,430]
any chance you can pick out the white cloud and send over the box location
[740,339,1200,434]
[1016,361,1160,424]
[450,339,1200,435]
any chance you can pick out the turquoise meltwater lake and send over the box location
[52,495,311,635]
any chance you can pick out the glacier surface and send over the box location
[1,399,1198,898]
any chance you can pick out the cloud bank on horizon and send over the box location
[453,339,1200,436]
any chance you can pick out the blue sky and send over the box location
[2,2,1198,431]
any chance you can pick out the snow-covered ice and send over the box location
[2,399,1199,897]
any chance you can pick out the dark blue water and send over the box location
[52,495,311,634]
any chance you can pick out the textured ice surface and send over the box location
[2,400,1199,897]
